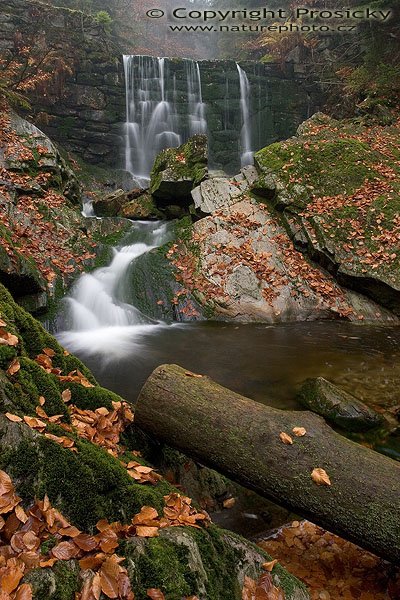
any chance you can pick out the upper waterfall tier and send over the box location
[122,56,317,181]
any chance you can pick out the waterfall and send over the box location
[123,55,207,186]
[186,60,207,136]
[57,221,171,361]
[236,63,254,167]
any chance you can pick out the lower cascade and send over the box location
[57,221,171,360]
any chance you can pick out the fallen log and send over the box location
[135,364,400,564]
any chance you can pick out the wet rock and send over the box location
[92,188,127,216]
[297,377,384,432]
[150,134,208,203]
[119,191,163,220]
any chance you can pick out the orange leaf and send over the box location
[43,348,56,357]
[279,432,293,445]
[62,389,71,403]
[311,468,331,486]
[6,358,20,376]
[15,583,33,600]
[147,589,166,600]
[5,413,22,423]
[51,540,80,560]
[1,566,24,593]
[292,427,306,437]
[262,559,278,572]
[136,525,159,537]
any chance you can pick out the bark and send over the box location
[135,364,400,564]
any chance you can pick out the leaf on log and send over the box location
[5,413,22,423]
[262,559,278,572]
[279,432,293,445]
[7,358,21,376]
[311,468,331,486]
[292,427,307,437]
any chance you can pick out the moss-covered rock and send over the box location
[150,135,208,203]
[119,191,163,220]
[253,112,400,315]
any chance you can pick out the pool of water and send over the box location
[59,320,400,412]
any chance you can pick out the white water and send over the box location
[57,221,171,361]
[236,63,254,167]
[123,55,207,186]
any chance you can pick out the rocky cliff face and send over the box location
[0,109,130,314]
[159,113,400,324]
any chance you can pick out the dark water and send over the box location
[72,320,400,412]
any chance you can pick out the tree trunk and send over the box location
[135,364,400,564]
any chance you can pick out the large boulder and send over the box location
[297,377,384,432]
[4,112,81,204]
[252,112,400,316]
[119,191,163,220]
[150,134,208,203]
[165,171,398,323]
[92,188,127,216]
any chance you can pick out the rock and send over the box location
[119,191,163,220]
[150,134,208,203]
[92,188,127,216]
[297,377,384,432]
[171,190,398,323]
[5,112,81,204]
[192,166,259,214]
[253,113,400,316]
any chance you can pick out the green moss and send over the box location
[24,561,80,600]
[126,537,193,599]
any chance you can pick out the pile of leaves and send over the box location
[0,468,210,600]
[259,520,400,600]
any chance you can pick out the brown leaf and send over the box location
[279,432,293,445]
[223,497,236,509]
[6,358,21,376]
[1,566,24,593]
[311,468,331,486]
[5,413,22,423]
[61,389,71,403]
[15,584,33,600]
[136,526,159,537]
[147,589,166,600]
[184,371,203,378]
[292,427,306,437]
[23,416,46,432]
[262,559,278,572]
[51,540,80,560]
[255,572,285,600]
[43,348,56,357]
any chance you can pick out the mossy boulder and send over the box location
[297,377,384,432]
[92,188,128,216]
[119,191,163,220]
[0,282,309,599]
[252,112,400,315]
[150,135,208,204]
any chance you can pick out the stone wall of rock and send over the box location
[0,0,322,172]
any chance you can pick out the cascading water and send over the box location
[123,55,207,186]
[186,60,207,136]
[57,221,171,361]
[236,63,254,167]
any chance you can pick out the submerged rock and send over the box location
[297,377,384,432]
[150,134,208,203]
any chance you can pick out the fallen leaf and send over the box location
[147,589,166,600]
[5,413,23,423]
[311,468,331,486]
[136,526,159,537]
[262,559,278,571]
[223,497,236,509]
[62,389,71,403]
[6,358,21,376]
[279,432,293,445]
[43,348,56,357]
[293,427,307,437]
